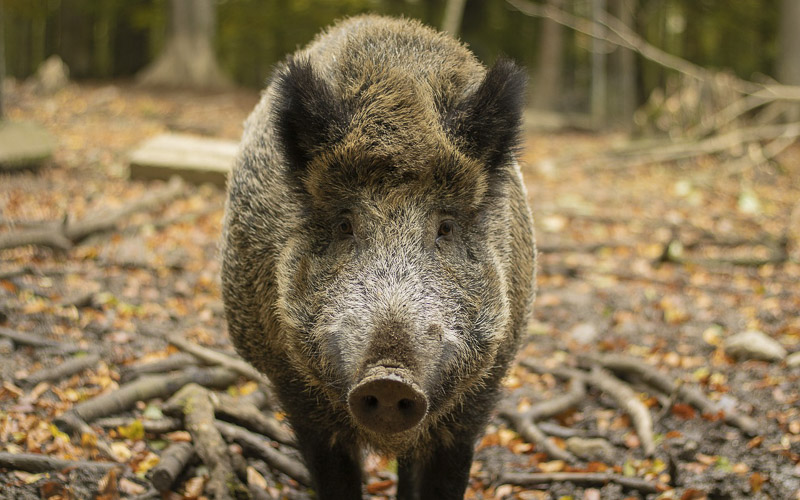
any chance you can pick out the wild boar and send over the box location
[221,15,536,500]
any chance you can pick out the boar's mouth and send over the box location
[347,366,428,434]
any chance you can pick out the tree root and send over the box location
[18,353,100,386]
[499,376,587,463]
[519,361,655,457]
[149,441,196,492]
[582,353,759,435]
[0,176,186,251]
[500,471,666,494]
[212,392,294,446]
[215,420,311,487]
[165,384,248,500]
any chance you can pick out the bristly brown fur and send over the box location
[221,14,536,500]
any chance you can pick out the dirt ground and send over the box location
[1,81,799,499]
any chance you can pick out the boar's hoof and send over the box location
[348,370,427,434]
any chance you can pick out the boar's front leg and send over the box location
[291,420,363,500]
[397,434,477,500]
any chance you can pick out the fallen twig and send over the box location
[119,353,203,383]
[18,353,100,387]
[526,377,587,421]
[94,417,184,434]
[215,420,311,487]
[500,471,664,494]
[166,332,266,384]
[0,451,121,473]
[165,331,277,405]
[54,411,116,461]
[0,326,83,353]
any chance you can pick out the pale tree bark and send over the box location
[441,0,468,38]
[608,0,636,130]
[532,0,565,111]
[137,0,230,89]
[778,0,800,119]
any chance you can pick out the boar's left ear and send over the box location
[448,58,527,170]
[272,57,352,173]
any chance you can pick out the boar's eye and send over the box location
[437,220,455,241]
[337,218,354,237]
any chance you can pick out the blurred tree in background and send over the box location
[0,0,788,124]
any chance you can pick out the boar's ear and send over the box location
[273,57,351,173]
[448,58,527,170]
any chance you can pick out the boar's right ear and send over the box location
[448,58,527,170]
[272,57,351,173]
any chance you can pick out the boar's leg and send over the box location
[396,433,477,500]
[291,421,363,500]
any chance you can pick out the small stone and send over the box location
[786,351,800,369]
[723,330,787,362]
[570,322,599,345]
[565,436,615,462]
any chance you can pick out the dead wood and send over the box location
[165,384,248,500]
[18,353,100,386]
[500,471,664,494]
[583,353,759,435]
[587,366,655,456]
[149,441,196,492]
[602,123,800,170]
[506,0,800,101]
[166,332,277,404]
[166,333,266,384]
[119,353,202,383]
[498,406,577,463]
[212,393,295,446]
[0,326,83,353]
[0,451,121,473]
[215,420,311,487]
[94,417,184,434]
[0,176,185,251]
[519,361,656,457]
[58,366,237,425]
[498,377,587,462]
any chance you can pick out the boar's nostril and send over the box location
[348,372,428,434]
[364,395,379,409]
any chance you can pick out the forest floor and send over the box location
[0,81,799,500]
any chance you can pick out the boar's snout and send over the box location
[348,368,428,434]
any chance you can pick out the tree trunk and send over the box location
[441,0,468,38]
[591,0,607,127]
[137,0,229,89]
[608,0,636,130]
[778,0,800,120]
[532,0,565,111]
[58,0,93,78]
